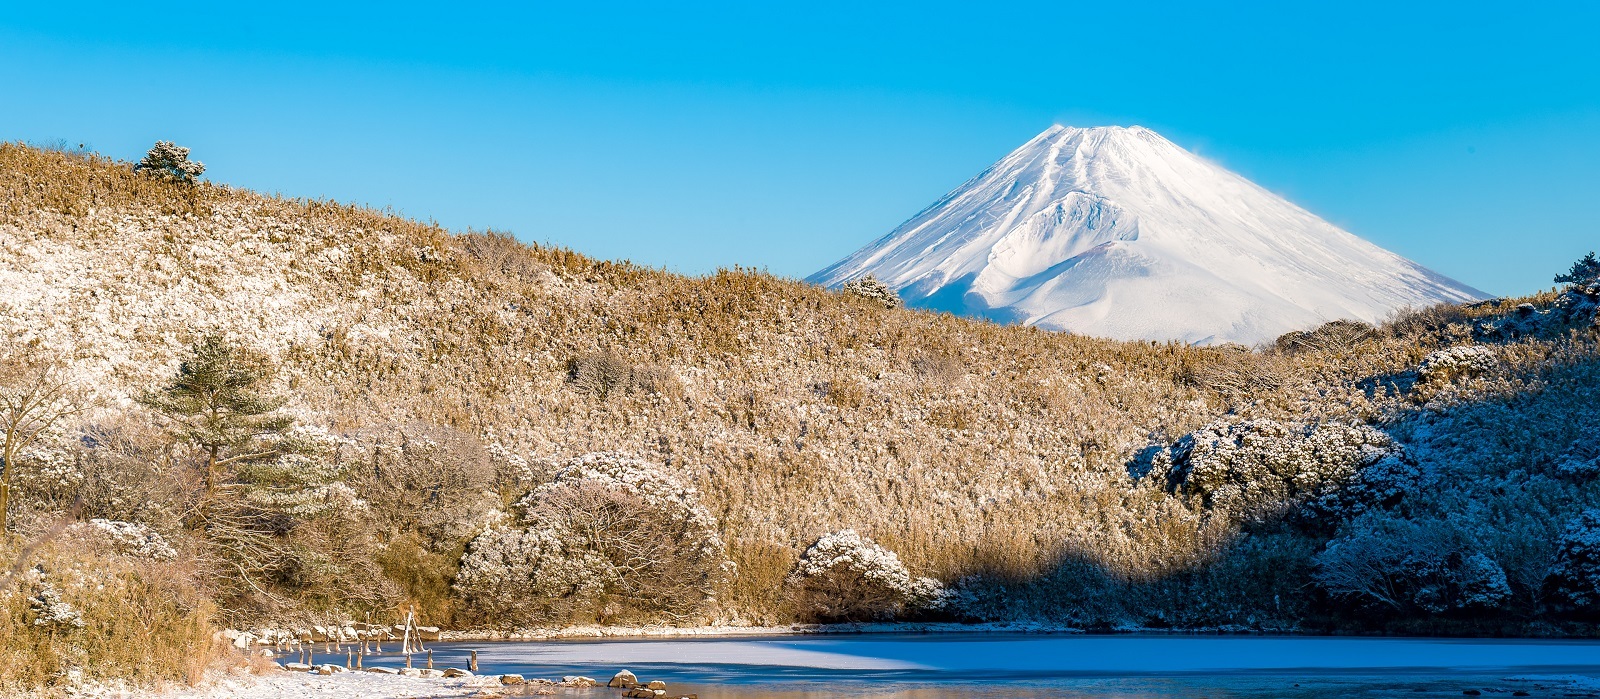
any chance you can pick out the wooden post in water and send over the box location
[413,613,424,653]
[405,652,412,669]
[345,649,352,669]
[469,650,478,673]
[426,649,433,669]
[356,643,364,669]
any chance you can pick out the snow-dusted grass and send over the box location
[3,144,1600,693]
[0,533,221,693]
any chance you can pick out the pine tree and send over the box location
[139,335,292,525]
[133,141,206,184]
[1555,252,1600,286]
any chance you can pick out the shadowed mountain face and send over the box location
[810,126,1485,345]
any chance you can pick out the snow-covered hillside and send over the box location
[810,126,1484,345]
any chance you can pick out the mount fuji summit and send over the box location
[809,125,1485,345]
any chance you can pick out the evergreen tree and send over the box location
[1555,251,1600,286]
[139,335,292,524]
[133,141,206,184]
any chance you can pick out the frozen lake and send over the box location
[320,634,1600,697]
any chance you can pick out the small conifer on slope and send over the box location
[133,141,205,184]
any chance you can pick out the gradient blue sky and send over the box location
[3,2,1597,296]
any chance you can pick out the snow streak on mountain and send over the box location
[809,126,1484,345]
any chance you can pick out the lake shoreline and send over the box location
[434,621,1302,642]
[156,633,1600,699]
[433,620,1600,642]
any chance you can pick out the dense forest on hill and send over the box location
[1,142,1598,691]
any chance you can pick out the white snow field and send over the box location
[810,125,1484,345]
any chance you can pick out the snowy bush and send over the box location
[76,519,178,560]
[456,453,729,625]
[1306,452,1421,521]
[27,568,84,631]
[1548,509,1600,611]
[454,525,569,620]
[1556,439,1600,478]
[133,141,205,184]
[1173,419,1397,520]
[841,275,903,309]
[1313,514,1510,613]
[352,426,497,544]
[568,350,681,399]
[1553,277,1600,334]
[785,529,946,621]
[1274,319,1375,354]
[1417,345,1497,384]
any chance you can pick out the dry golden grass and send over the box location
[1,141,1596,641]
[0,533,222,695]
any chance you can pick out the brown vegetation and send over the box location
[0,142,1597,691]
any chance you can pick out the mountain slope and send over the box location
[2,143,1597,653]
[810,126,1485,345]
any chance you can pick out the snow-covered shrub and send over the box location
[1456,552,1515,609]
[568,349,632,398]
[1552,270,1600,334]
[1173,419,1397,520]
[1313,514,1510,613]
[133,141,205,184]
[1548,509,1600,611]
[1417,345,1497,384]
[351,426,497,543]
[453,525,569,621]
[486,442,536,486]
[841,275,903,309]
[76,519,178,560]
[1306,452,1421,522]
[457,453,729,625]
[27,568,85,631]
[11,441,82,508]
[1556,439,1600,478]
[568,350,680,399]
[1274,319,1375,354]
[785,529,946,621]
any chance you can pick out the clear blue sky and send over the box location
[3,1,1597,296]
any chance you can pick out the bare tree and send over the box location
[0,353,91,532]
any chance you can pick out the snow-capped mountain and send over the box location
[809,125,1484,345]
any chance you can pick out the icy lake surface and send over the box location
[329,634,1600,697]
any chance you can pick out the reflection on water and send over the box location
[293,634,1600,698]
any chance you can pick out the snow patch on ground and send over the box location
[134,669,504,699]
